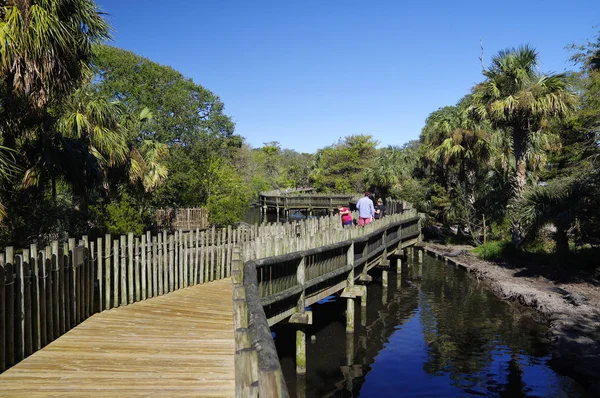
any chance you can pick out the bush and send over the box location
[472,240,513,261]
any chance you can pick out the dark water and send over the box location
[273,254,591,397]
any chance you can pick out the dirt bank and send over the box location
[421,243,600,394]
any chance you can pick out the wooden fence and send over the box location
[155,207,210,230]
[233,212,421,396]
[0,201,412,374]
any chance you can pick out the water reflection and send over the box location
[274,255,591,397]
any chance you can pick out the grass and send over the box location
[472,240,513,261]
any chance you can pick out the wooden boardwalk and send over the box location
[0,278,234,397]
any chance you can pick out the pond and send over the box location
[272,253,592,397]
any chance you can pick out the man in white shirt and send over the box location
[356,192,375,226]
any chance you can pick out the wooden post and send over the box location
[141,235,147,300]
[51,241,60,334]
[128,233,134,304]
[146,231,152,297]
[157,233,164,295]
[5,248,15,366]
[112,239,119,307]
[45,246,55,343]
[183,233,188,287]
[120,236,127,306]
[168,234,174,291]
[346,243,355,334]
[30,244,40,352]
[153,235,158,296]
[163,231,168,292]
[418,249,423,264]
[382,270,388,288]
[104,234,111,310]
[21,251,32,357]
[135,237,141,301]
[199,232,205,284]
[396,258,402,290]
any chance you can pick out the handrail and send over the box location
[237,214,421,396]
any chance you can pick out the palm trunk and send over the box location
[511,129,527,246]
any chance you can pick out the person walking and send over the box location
[338,206,353,226]
[374,198,386,220]
[356,192,375,226]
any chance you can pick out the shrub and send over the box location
[472,240,512,261]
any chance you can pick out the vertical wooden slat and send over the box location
[168,234,174,292]
[174,231,179,289]
[51,240,62,338]
[37,250,47,348]
[157,233,163,296]
[199,232,205,284]
[141,235,147,300]
[220,228,226,279]
[146,231,152,297]
[152,235,158,297]
[183,233,188,288]
[82,236,89,318]
[57,243,65,334]
[30,244,40,352]
[97,238,103,311]
[112,239,119,307]
[227,225,232,277]
[5,247,15,366]
[162,231,168,294]
[22,250,32,357]
[15,254,24,361]
[135,237,141,302]
[211,226,216,281]
[63,243,71,332]
[128,233,134,304]
[104,234,111,310]
[68,238,76,327]
[204,231,210,282]
[120,236,127,306]
[179,231,184,287]
[89,241,95,315]
[194,229,200,285]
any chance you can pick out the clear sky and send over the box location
[95,0,599,154]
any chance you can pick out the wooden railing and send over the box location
[0,202,412,374]
[259,191,358,211]
[155,207,210,230]
[0,225,256,372]
[235,212,421,396]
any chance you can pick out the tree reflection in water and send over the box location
[274,255,590,397]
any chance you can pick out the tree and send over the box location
[311,135,377,193]
[470,46,577,244]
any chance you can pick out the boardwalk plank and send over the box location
[0,278,234,397]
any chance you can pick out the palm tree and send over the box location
[471,46,576,198]
[0,0,110,108]
[470,46,577,243]
[426,100,493,206]
[514,177,580,258]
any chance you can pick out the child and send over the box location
[338,206,353,226]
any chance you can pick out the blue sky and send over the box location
[96,0,599,154]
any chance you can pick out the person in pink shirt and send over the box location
[338,206,353,226]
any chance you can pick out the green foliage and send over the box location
[311,135,377,193]
[101,193,148,236]
[206,159,251,225]
[472,240,512,261]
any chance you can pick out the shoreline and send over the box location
[421,242,600,394]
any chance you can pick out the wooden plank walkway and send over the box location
[0,278,234,397]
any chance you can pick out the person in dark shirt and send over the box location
[374,198,386,220]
